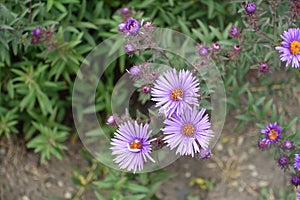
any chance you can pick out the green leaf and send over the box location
[235,114,253,121]
[122,194,147,200]
[53,1,67,13]
[46,0,54,11]
[285,117,298,131]
[75,22,99,30]
[126,183,150,193]
[95,192,106,200]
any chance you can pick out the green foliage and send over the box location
[68,151,176,200]
[187,195,201,200]
[0,108,18,138]
[92,169,176,200]
[27,122,68,163]
[259,187,295,200]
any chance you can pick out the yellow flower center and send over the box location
[130,140,142,149]
[290,41,300,55]
[268,129,278,141]
[170,88,183,101]
[182,124,195,136]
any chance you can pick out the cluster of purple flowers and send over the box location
[31,27,53,45]
[204,4,299,73]
[106,8,214,173]
[116,7,155,56]
[109,68,213,173]
[257,122,300,195]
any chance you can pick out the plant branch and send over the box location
[72,162,98,200]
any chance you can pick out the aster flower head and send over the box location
[244,2,257,14]
[106,115,116,126]
[124,18,141,35]
[144,21,153,29]
[128,65,141,77]
[141,85,151,94]
[124,43,135,55]
[33,27,42,37]
[261,122,282,144]
[278,155,289,170]
[283,139,294,150]
[258,139,268,150]
[31,36,39,44]
[291,175,300,186]
[151,69,200,118]
[118,23,125,32]
[110,121,155,173]
[120,7,132,19]
[233,44,242,52]
[121,7,131,15]
[212,43,220,51]
[294,153,300,171]
[259,63,269,73]
[198,147,212,159]
[198,45,210,56]
[162,107,213,157]
[229,26,239,37]
[297,188,300,200]
[275,28,300,68]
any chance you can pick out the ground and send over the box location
[156,118,290,200]
[0,113,293,200]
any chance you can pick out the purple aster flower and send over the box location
[162,107,213,157]
[106,115,116,126]
[233,44,242,52]
[110,121,155,173]
[124,43,135,55]
[31,36,39,45]
[283,139,294,150]
[278,155,289,170]
[151,69,200,118]
[244,2,257,14]
[258,139,268,150]
[275,28,300,68]
[297,188,300,200]
[291,175,300,186]
[294,153,300,171]
[261,122,282,144]
[120,7,132,19]
[32,27,42,37]
[144,21,153,29]
[198,45,210,56]
[128,65,141,76]
[198,147,212,159]
[212,43,220,51]
[124,18,141,35]
[118,23,125,32]
[121,7,131,16]
[259,63,269,73]
[229,26,239,37]
[141,85,151,94]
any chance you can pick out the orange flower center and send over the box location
[290,41,300,55]
[182,124,195,136]
[170,88,183,100]
[268,129,279,141]
[130,140,142,149]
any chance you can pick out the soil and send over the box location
[0,137,86,200]
[0,114,293,200]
